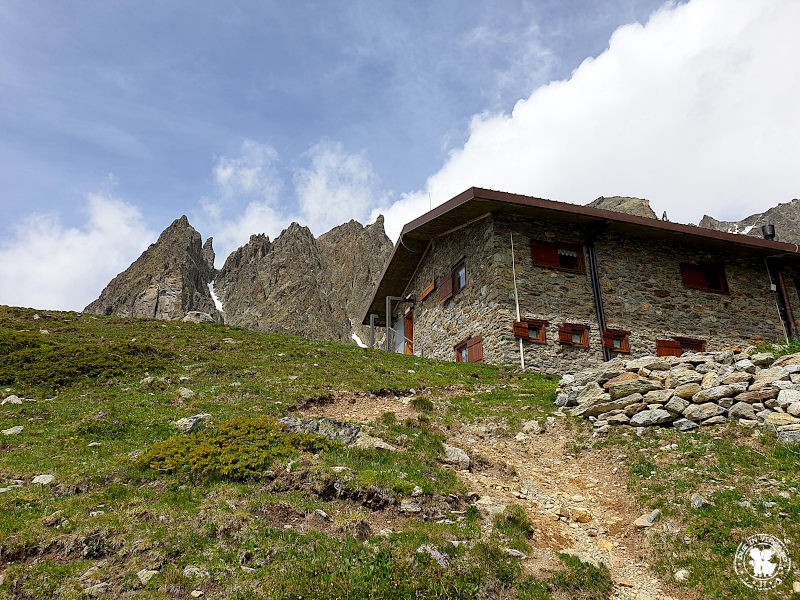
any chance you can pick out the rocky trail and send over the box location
[297,390,694,600]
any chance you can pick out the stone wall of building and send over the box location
[397,211,791,374]
[595,229,784,355]
[491,214,608,372]
[399,215,505,363]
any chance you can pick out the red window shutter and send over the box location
[513,321,529,339]
[439,275,453,302]
[656,339,682,357]
[531,241,560,269]
[680,263,706,289]
[558,326,573,344]
[601,331,614,348]
[675,337,706,353]
[466,336,484,363]
[419,281,435,302]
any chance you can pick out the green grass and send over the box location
[595,424,800,599]
[760,337,800,358]
[6,305,799,598]
[0,305,574,599]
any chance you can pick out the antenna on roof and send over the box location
[428,192,432,211]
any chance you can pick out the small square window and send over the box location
[454,261,467,292]
[680,263,729,294]
[558,323,589,348]
[656,337,706,356]
[513,319,548,344]
[674,336,706,353]
[532,240,586,274]
[602,329,630,353]
[455,336,483,363]
[557,248,580,271]
[439,258,467,303]
[457,345,469,362]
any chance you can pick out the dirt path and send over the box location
[297,391,694,600]
[450,414,693,600]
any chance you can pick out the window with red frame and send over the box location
[531,240,586,274]
[557,323,589,348]
[455,336,483,363]
[680,263,728,294]
[513,318,548,344]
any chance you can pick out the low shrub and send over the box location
[136,416,340,481]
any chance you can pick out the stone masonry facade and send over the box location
[394,211,791,374]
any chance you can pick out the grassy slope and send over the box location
[1,305,798,599]
[1,306,599,599]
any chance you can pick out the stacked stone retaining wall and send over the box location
[556,347,800,442]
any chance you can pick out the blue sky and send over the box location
[1,0,798,310]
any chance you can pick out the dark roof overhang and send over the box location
[362,187,800,325]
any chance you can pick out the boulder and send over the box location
[629,409,675,427]
[608,378,662,400]
[728,402,757,420]
[623,357,674,372]
[772,352,800,367]
[182,311,215,323]
[353,434,397,451]
[664,396,690,414]
[777,389,800,407]
[673,418,700,432]
[644,389,673,404]
[735,388,778,403]
[764,412,800,427]
[750,367,791,391]
[174,413,211,433]
[575,382,609,406]
[683,403,726,422]
[571,393,643,418]
[750,352,775,366]
[442,445,470,470]
[667,368,703,388]
[691,383,748,404]
[607,413,630,425]
[674,383,701,399]
[602,371,639,389]
[624,402,648,417]
[721,371,754,385]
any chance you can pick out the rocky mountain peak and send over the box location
[86,211,392,345]
[85,215,220,321]
[202,237,216,272]
[699,198,800,243]
[211,216,391,343]
[587,196,658,220]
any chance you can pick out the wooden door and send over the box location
[404,311,414,354]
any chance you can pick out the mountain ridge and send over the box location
[85,214,392,344]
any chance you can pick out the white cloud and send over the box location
[199,139,387,267]
[378,0,800,241]
[197,140,285,264]
[294,140,385,235]
[213,140,281,199]
[0,192,154,311]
